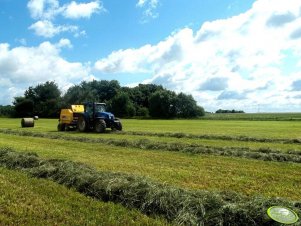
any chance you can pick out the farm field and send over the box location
[0,117,301,225]
[0,167,167,226]
[2,117,301,138]
[203,112,301,121]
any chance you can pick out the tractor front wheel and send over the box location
[95,119,106,133]
[114,121,122,131]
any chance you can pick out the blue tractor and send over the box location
[77,102,122,133]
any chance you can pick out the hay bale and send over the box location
[34,116,39,120]
[21,118,34,128]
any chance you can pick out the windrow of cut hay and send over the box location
[120,131,301,144]
[0,147,300,226]
[1,129,301,164]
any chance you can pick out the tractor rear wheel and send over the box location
[95,119,106,133]
[77,116,87,132]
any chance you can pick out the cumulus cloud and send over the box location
[94,45,153,73]
[0,40,91,105]
[27,0,60,20]
[94,0,301,112]
[27,0,102,20]
[29,20,79,38]
[95,28,191,73]
[27,0,102,38]
[56,38,73,48]
[63,1,103,19]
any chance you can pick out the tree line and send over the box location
[215,109,245,114]
[3,80,205,118]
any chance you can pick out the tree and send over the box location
[14,81,61,117]
[129,84,164,108]
[62,80,121,106]
[0,105,15,117]
[109,92,135,118]
[13,97,34,117]
[136,106,149,117]
[62,84,97,106]
[175,93,201,118]
[12,79,205,119]
[92,80,121,102]
[148,90,177,118]
[215,109,245,114]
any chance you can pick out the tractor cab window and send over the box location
[95,104,106,112]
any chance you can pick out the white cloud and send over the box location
[0,40,91,105]
[136,0,158,8]
[95,0,301,112]
[63,1,103,19]
[136,0,159,22]
[28,20,85,38]
[28,0,102,20]
[56,38,73,48]
[136,0,147,7]
[95,28,191,73]
[27,0,60,20]
[27,0,45,19]
[27,0,103,38]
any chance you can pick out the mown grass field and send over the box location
[0,117,301,225]
[0,168,167,225]
[203,112,301,121]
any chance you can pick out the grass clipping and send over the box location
[0,148,300,226]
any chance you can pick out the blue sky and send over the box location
[0,0,301,112]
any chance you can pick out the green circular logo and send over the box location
[267,206,299,224]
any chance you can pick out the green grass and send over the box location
[116,135,301,153]
[2,129,301,164]
[0,133,301,200]
[2,118,301,139]
[1,117,301,224]
[0,167,168,226]
[124,119,301,139]
[203,112,301,121]
[1,148,300,226]
[3,118,301,155]
[62,131,301,154]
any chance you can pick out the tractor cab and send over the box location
[85,103,109,119]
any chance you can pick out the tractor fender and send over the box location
[95,116,106,120]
